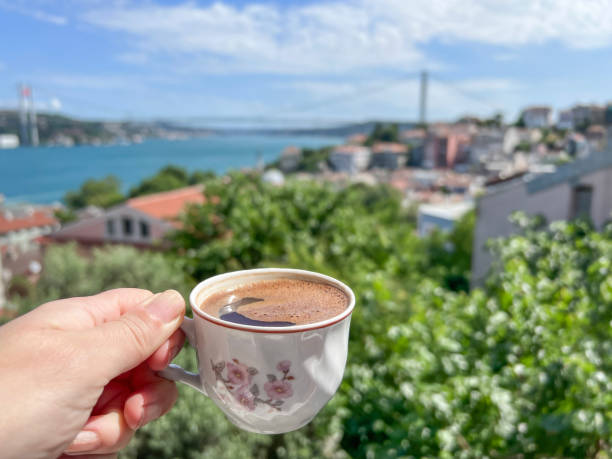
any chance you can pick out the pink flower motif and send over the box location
[276,360,291,373]
[264,380,293,400]
[226,362,251,386]
[233,385,256,411]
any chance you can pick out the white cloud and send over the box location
[81,0,612,75]
[50,97,62,110]
[0,1,67,25]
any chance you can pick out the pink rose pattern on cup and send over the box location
[211,358,295,411]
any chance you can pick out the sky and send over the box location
[0,0,611,127]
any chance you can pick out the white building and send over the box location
[472,151,612,285]
[521,106,552,129]
[571,104,605,127]
[0,202,60,309]
[329,145,371,174]
[470,129,504,164]
[278,146,301,173]
[418,201,474,237]
[0,205,59,253]
[557,109,574,130]
[502,127,542,154]
[0,134,19,149]
[370,142,408,170]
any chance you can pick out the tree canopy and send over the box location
[365,122,400,145]
[64,175,124,209]
[8,169,612,458]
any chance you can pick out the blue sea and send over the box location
[0,135,342,204]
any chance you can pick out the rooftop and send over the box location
[399,129,426,140]
[419,200,474,221]
[526,150,612,194]
[371,142,408,154]
[523,106,552,113]
[281,145,301,157]
[332,144,370,154]
[346,133,368,145]
[126,185,205,220]
[0,208,57,235]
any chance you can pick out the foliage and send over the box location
[54,207,77,224]
[424,210,474,292]
[129,165,188,197]
[296,146,333,172]
[9,244,190,315]
[267,146,333,173]
[6,275,34,299]
[189,170,217,185]
[365,122,399,145]
[514,140,531,152]
[64,175,124,210]
[7,166,611,458]
[477,113,504,128]
[129,165,216,197]
[339,216,612,458]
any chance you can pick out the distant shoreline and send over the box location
[0,134,343,205]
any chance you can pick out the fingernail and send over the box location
[146,290,184,323]
[65,430,101,454]
[139,403,164,428]
[132,394,145,429]
[169,344,182,363]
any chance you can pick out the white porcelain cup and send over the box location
[159,268,355,434]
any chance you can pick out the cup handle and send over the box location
[158,317,208,396]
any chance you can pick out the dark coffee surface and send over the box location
[200,278,349,326]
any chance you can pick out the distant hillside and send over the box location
[0,109,417,146]
[223,121,418,137]
[0,111,214,146]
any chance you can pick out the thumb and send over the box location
[85,290,185,379]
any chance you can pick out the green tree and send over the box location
[64,175,124,209]
[365,123,399,145]
[297,146,333,172]
[11,244,190,311]
[54,207,77,224]
[514,140,531,152]
[189,169,216,185]
[9,166,612,458]
[129,165,191,197]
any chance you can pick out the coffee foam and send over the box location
[200,278,349,326]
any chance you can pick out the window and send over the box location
[140,220,150,238]
[572,184,593,219]
[106,219,115,236]
[122,217,133,236]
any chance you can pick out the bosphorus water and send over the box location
[0,134,342,204]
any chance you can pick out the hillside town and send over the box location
[2,102,612,307]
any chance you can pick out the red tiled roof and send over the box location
[399,129,426,139]
[372,142,408,154]
[126,185,205,220]
[347,133,368,144]
[0,210,57,235]
[281,145,301,156]
[523,106,551,113]
[333,144,370,154]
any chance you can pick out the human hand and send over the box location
[0,288,186,459]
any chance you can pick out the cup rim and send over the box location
[189,268,355,334]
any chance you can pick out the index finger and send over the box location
[33,288,154,330]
